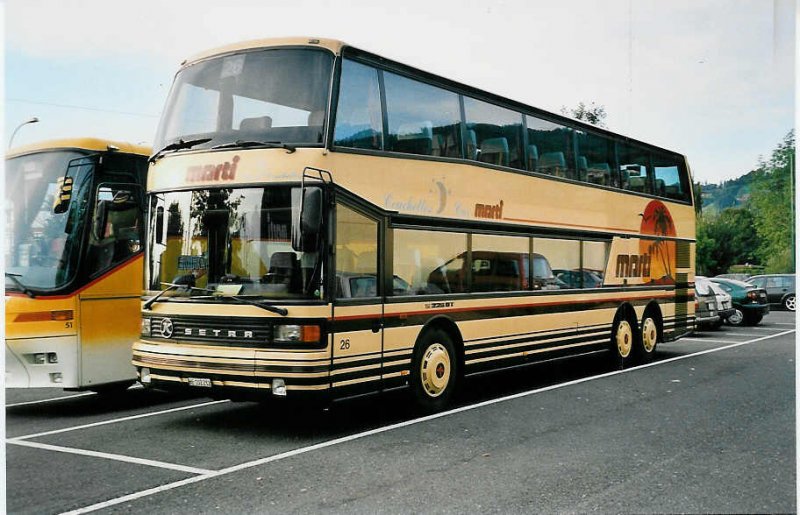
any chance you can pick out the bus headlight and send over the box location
[274,324,320,343]
[141,317,151,337]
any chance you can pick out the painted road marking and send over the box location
[6,384,145,408]
[59,329,795,515]
[8,439,213,475]
[6,392,95,408]
[11,400,228,441]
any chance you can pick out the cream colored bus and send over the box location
[6,138,149,391]
[134,38,695,411]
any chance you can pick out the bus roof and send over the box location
[179,37,686,159]
[7,137,151,159]
[183,37,346,67]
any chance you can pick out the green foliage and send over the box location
[695,130,795,275]
[749,130,795,273]
[560,102,607,128]
[696,208,760,276]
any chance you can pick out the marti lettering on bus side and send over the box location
[185,155,240,182]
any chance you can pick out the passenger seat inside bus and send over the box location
[588,162,611,185]
[479,137,509,167]
[538,152,566,177]
[395,122,433,155]
[527,144,539,171]
[264,252,300,292]
[239,116,273,132]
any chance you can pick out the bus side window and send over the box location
[383,71,461,159]
[88,186,142,276]
[463,97,523,169]
[335,204,378,299]
[526,115,576,178]
[333,59,383,150]
[535,237,580,289]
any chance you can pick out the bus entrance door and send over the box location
[331,296,384,398]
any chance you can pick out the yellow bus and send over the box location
[134,38,695,410]
[6,138,149,392]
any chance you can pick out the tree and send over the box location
[695,208,760,276]
[749,130,795,272]
[560,102,607,127]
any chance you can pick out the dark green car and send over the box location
[709,278,770,326]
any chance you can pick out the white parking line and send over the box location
[11,400,229,441]
[6,392,95,408]
[7,439,213,475]
[6,384,145,408]
[59,329,795,515]
[680,338,749,344]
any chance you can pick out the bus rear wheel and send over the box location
[638,314,659,363]
[410,328,458,412]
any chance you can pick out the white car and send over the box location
[698,276,734,327]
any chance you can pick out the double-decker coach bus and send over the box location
[6,138,148,392]
[134,37,695,411]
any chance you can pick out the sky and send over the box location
[3,0,796,184]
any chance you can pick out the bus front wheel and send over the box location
[610,311,638,368]
[410,328,458,412]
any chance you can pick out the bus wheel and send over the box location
[610,312,637,368]
[410,329,458,412]
[638,315,659,363]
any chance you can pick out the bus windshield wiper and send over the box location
[210,140,296,153]
[191,293,289,316]
[149,137,213,163]
[143,281,207,310]
[5,273,34,298]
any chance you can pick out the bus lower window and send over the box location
[393,229,467,295]
[335,205,379,298]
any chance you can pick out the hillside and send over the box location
[698,168,764,214]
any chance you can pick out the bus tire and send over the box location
[638,312,660,363]
[610,310,637,368]
[410,328,458,412]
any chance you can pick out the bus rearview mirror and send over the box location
[291,186,323,252]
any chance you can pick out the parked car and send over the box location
[709,277,770,326]
[553,269,603,289]
[746,274,795,312]
[698,276,734,328]
[715,273,751,282]
[694,276,720,330]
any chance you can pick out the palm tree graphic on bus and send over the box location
[640,200,676,284]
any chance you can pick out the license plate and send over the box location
[187,377,212,388]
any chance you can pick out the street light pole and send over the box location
[8,117,39,149]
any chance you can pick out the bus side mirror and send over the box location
[155,206,165,244]
[92,200,110,241]
[291,186,323,252]
[52,176,74,214]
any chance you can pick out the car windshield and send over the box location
[153,48,333,152]
[5,150,94,290]
[146,186,324,301]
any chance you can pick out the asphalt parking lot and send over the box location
[6,310,796,514]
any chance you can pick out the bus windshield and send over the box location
[5,151,94,291]
[147,186,324,301]
[153,48,333,152]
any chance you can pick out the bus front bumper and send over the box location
[5,335,80,388]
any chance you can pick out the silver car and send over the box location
[698,276,734,328]
[694,276,720,330]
